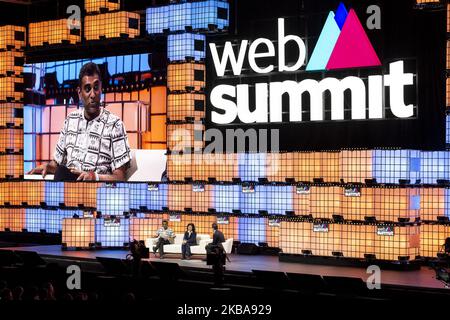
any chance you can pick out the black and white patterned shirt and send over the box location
[54,107,132,174]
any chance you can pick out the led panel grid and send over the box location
[129,216,164,242]
[373,150,421,184]
[62,218,95,248]
[216,216,238,242]
[129,183,168,211]
[292,152,322,182]
[168,2,192,32]
[168,184,193,211]
[340,224,376,259]
[373,187,420,222]
[0,25,26,50]
[239,185,268,214]
[238,153,266,182]
[97,183,130,215]
[167,93,205,121]
[95,218,130,247]
[339,150,373,183]
[266,218,280,247]
[0,181,44,206]
[170,214,217,235]
[267,185,293,215]
[44,181,65,206]
[238,217,266,244]
[416,0,440,3]
[420,151,450,184]
[44,209,73,234]
[0,154,23,178]
[84,11,140,40]
[420,223,450,258]
[447,78,450,107]
[0,76,24,101]
[448,3,450,33]
[28,19,81,46]
[167,62,205,92]
[0,128,23,152]
[280,221,420,260]
[446,188,450,219]
[19,181,44,206]
[145,5,169,34]
[25,208,45,232]
[191,184,213,212]
[293,186,310,216]
[447,41,450,70]
[310,186,341,219]
[310,222,341,257]
[0,50,24,76]
[0,208,25,231]
[279,221,308,255]
[374,225,420,261]
[447,114,450,144]
[340,186,375,221]
[25,208,77,233]
[167,153,193,181]
[192,153,239,182]
[168,33,206,62]
[265,153,291,182]
[420,187,445,221]
[64,182,100,208]
[267,152,336,183]
[191,0,230,30]
[0,103,23,127]
[213,184,240,213]
[85,0,120,13]
[167,122,204,152]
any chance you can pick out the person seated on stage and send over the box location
[181,223,197,260]
[153,220,175,259]
[205,222,226,255]
[27,62,132,182]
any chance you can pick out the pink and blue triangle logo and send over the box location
[306,2,381,71]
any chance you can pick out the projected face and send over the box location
[78,74,102,119]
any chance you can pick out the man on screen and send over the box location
[28,62,132,181]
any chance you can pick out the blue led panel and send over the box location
[146,6,169,34]
[238,153,267,182]
[420,151,450,184]
[25,208,45,232]
[238,217,266,244]
[168,33,206,62]
[44,181,64,206]
[213,184,240,213]
[169,2,192,32]
[45,209,78,234]
[192,0,230,30]
[97,183,130,215]
[268,185,293,215]
[372,150,421,184]
[95,218,130,247]
[129,183,168,211]
[239,185,268,214]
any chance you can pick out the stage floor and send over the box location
[0,245,447,291]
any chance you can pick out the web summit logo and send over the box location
[208,3,415,125]
[306,2,381,71]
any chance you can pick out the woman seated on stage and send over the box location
[181,223,197,260]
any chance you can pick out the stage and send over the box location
[0,245,447,292]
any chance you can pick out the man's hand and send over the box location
[70,169,97,181]
[27,161,57,178]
